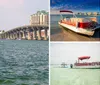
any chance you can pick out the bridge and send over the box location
[0,24,49,40]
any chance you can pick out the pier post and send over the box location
[44,28,48,40]
[37,28,41,40]
[10,33,13,39]
[27,31,31,40]
[9,33,11,39]
[4,34,6,39]
[12,33,15,40]
[6,33,8,39]
[22,31,26,39]
[5,33,7,39]
[33,29,37,40]
[13,33,15,39]
[16,32,19,39]
[15,32,17,39]
[8,33,10,39]
[19,32,22,40]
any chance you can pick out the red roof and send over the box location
[78,56,90,60]
[60,10,73,13]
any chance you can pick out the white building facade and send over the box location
[30,10,49,25]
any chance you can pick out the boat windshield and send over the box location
[61,14,74,19]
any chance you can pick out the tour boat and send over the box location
[72,56,100,69]
[58,10,100,36]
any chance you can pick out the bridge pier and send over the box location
[5,33,8,39]
[22,31,26,39]
[4,34,6,39]
[16,32,19,39]
[6,33,8,39]
[10,33,13,39]
[12,33,15,39]
[3,34,5,39]
[37,28,41,40]
[44,28,48,40]
[19,32,22,40]
[13,33,15,40]
[14,33,17,39]
[33,28,37,40]
[27,31,31,40]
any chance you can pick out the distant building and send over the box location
[84,12,88,15]
[30,10,49,25]
[93,12,99,16]
[77,12,84,15]
[87,12,92,15]
[77,12,100,16]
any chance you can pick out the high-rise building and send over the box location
[30,10,49,25]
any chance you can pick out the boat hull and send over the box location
[58,22,94,36]
[73,65,100,69]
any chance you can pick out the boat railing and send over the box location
[75,62,100,66]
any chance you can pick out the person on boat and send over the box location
[70,64,73,68]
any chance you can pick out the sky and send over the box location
[50,43,100,65]
[0,0,48,31]
[50,0,100,12]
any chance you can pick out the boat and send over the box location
[72,56,100,69]
[58,10,100,36]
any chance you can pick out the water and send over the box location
[50,15,100,41]
[0,40,49,85]
[50,67,100,85]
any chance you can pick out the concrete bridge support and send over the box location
[22,31,26,39]
[12,33,15,39]
[7,33,9,39]
[14,33,17,39]
[10,33,12,39]
[33,29,37,40]
[37,29,41,40]
[44,28,48,40]
[27,31,31,40]
[19,32,22,40]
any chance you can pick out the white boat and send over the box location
[72,56,100,69]
[58,10,100,36]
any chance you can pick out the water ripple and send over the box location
[0,40,49,85]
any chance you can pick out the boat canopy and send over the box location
[60,10,73,13]
[78,56,90,60]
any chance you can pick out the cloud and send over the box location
[0,0,24,8]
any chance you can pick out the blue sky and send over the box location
[0,0,48,31]
[50,0,100,12]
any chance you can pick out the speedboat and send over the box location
[58,10,100,36]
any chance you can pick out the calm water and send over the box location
[50,15,100,39]
[50,67,100,85]
[0,40,49,85]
